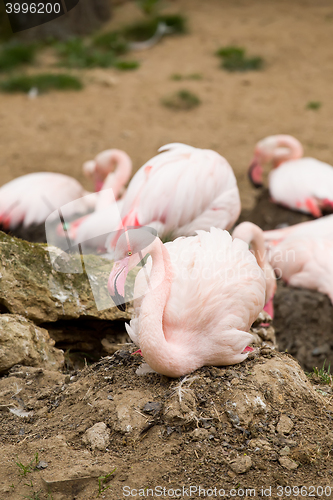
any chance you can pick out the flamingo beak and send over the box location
[107,257,130,311]
[248,160,263,188]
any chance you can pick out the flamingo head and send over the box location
[249,135,304,186]
[83,160,104,191]
[107,227,157,311]
[248,157,264,188]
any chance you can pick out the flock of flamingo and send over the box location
[1,134,333,377]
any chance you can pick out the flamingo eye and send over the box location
[128,251,132,256]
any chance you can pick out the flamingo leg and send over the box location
[305,198,322,218]
[322,198,333,213]
[263,297,274,319]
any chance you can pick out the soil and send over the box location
[1,0,333,497]
[1,349,333,500]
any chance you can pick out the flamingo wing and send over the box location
[269,158,333,215]
[0,172,96,229]
[265,215,333,302]
[119,144,240,239]
[129,228,265,366]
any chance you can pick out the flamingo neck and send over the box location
[138,240,184,377]
[249,229,266,271]
[271,135,303,168]
[96,151,132,211]
[101,150,132,198]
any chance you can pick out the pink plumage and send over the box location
[263,214,333,303]
[0,149,131,231]
[108,227,266,378]
[232,221,277,318]
[248,135,333,217]
[107,143,241,252]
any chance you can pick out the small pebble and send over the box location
[279,446,291,456]
[229,455,252,474]
[36,461,48,470]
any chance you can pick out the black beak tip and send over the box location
[116,302,127,312]
[111,294,127,312]
[247,169,263,189]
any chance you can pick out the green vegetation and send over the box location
[162,89,201,110]
[137,0,160,16]
[93,31,129,55]
[0,11,186,90]
[13,453,48,500]
[0,42,36,72]
[171,72,203,81]
[123,14,186,41]
[97,468,116,497]
[115,60,140,71]
[216,45,263,72]
[0,73,83,93]
[306,101,322,110]
[56,38,116,68]
[56,35,141,70]
[312,361,333,385]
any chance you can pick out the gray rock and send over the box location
[279,457,298,470]
[0,314,64,373]
[279,446,291,456]
[36,461,48,470]
[276,415,293,434]
[312,344,330,356]
[82,422,110,451]
[229,456,252,474]
[142,401,162,415]
[0,232,130,324]
[191,428,210,441]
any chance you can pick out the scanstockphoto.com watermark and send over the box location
[44,190,294,311]
[122,485,333,497]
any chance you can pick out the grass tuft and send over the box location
[171,72,202,81]
[92,31,129,56]
[123,14,186,41]
[97,468,117,497]
[306,101,322,110]
[56,38,116,69]
[312,361,333,385]
[216,45,263,72]
[0,73,83,93]
[162,89,201,110]
[115,60,140,71]
[137,0,160,15]
[0,42,36,72]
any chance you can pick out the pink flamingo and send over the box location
[232,222,276,319]
[62,150,132,247]
[0,149,131,230]
[107,143,241,252]
[107,227,266,377]
[248,135,333,217]
[263,214,333,303]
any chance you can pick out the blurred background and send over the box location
[0,0,332,212]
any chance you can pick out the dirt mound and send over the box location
[0,348,332,499]
[273,281,333,372]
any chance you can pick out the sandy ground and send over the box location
[1,0,333,211]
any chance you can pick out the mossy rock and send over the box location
[0,231,130,324]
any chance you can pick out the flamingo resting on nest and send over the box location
[61,150,132,249]
[232,221,277,319]
[248,134,333,218]
[107,143,241,253]
[0,149,131,231]
[263,214,333,303]
[107,227,266,378]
